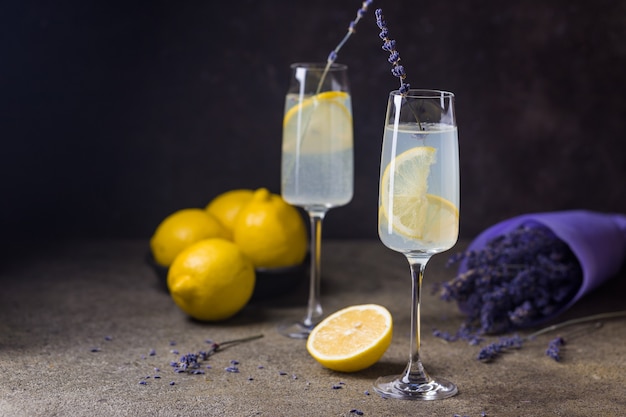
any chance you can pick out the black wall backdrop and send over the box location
[3,0,626,241]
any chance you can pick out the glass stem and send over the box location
[402,254,432,385]
[303,210,325,327]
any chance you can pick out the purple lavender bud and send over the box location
[545,336,565,361]
[391,65,405,77]
[387,51,400,64]
[382,39,396,52]
[375,9,385,28]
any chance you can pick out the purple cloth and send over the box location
[459,210,626,322]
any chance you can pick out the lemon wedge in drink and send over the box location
[282,91,352,153]
[380,147,458,242]
[306,304,393,373]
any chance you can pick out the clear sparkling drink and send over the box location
[378,122,459,253]
[281,92,354,210]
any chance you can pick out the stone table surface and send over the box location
[0,239,624,417]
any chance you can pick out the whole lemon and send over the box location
[150,208,229,267]
[205,189,254,239]
[167,238,255,321]
[233,188,307,269]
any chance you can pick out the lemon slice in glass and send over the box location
[306,304,393,373]
[282,91,352,154]
[380,147,458,242]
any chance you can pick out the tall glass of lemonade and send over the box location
[279,62,354,338]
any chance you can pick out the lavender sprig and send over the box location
[316,1,373,94]
[170,334,263,374]
[453,311,626,362]
[375,8,410,95]
[327,1,373,65]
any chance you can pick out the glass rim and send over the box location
[290,62,348,71]
[390,89,455,98]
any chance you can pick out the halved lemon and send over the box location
[380,147,458,241]
[306,304,392,373]
[282,91,352,154]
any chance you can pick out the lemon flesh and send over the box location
[380,147,458,244]
[282,91,352,154]
[306,304,393,373]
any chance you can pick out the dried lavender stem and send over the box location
[315,1,373,94]
[216,334,264,350]
[527,311,626,340]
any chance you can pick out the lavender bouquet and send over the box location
[440,210,626,334]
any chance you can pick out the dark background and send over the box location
[2,0,626,242]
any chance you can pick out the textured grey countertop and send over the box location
[0,239,624,417]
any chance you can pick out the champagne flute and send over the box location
[278,62,354,339]
[374,89,459,399]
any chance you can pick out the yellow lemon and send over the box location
[232,188,307,269]
[206,189,254,239]
[380,147,459,242]
[282,91,352,154]
[150,208,229,267]
[306,304,393,372]
[167,238,255,321]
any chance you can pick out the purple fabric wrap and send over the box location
[459,210,626,322]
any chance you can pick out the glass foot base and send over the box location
[373,374,458,400]
[277,321,314,339]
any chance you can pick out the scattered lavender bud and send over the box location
[154,375,161,379]
[279,371,287,376]
[350,409,364,416]
[332,384,343,390]
[545,336,566,361]
[90,347,101,353]
[169,381,175,386]
[104,336,112,341]
[247,376,254,381]
[364,390,370,396]
[149,349,156,356]
[225,366,239,373]
[169,340,176,346]
[138,380,147,385]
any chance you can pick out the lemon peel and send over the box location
[306,304,393,372]
[167,238,255,321]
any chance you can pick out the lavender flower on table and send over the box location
[169,334,262,374]
[545,336,565,361]
[440,224,582,335]
[375,8,410,94]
